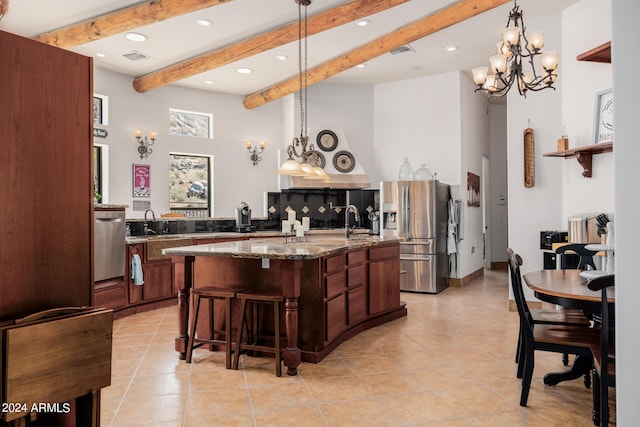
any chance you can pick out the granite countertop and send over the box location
[126,228,372,244]
[161,235,399,260]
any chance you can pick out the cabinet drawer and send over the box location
[347,250,365,266]
[325,271,346,298]
[347,265,365,287]
[325,253,345,274]
[368,244,400,261]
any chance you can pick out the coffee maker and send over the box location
[235,202,252,232]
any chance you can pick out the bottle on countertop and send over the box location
[398,157,414,180]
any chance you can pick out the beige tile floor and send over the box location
[101,269,615,426]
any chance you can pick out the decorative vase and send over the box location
[414,163,434,180]
[398,157,414,180]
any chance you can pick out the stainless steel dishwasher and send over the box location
[94,209,126,281]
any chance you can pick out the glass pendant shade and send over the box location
[502,27,520,46]
[472,66,488,85]
[489,54,507,74]
[528,30,544,50]
[484,74,498,91]
[541,50,559,71]
[277,158,305,175]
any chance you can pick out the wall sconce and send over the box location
[135,130,156,159]
[246,141,265,166]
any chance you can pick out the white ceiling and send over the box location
[0,0,578,97]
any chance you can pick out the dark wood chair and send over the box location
[507,248,597,406]
[233,290,285,377]
[556,243,599,270]
[587,274,615,426]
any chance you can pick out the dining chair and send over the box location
[587,274,615,426]
[507,248,597,406]
[555,243,598,270]
[512,257,591,376]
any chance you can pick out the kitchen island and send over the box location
[163,235,405,376]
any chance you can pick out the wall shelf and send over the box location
[543,142,612,178]
[576,41,611,63]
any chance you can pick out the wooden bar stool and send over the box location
[232,290,284,377]
[186,286,243,369]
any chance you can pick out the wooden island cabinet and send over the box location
[164,236,406,375]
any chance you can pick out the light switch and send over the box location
[262,258,270,269]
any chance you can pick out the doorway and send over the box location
[482,155,491,270]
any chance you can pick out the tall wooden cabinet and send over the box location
[0,30,96,426]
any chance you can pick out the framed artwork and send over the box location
[593,89,613,144]
[169,108,213,139]
[467,172,480,207]
[93,94,109,126]
[133,164,151,197]
[132,200,151,212]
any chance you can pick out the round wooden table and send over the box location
[522,269,614,386]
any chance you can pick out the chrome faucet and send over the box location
[345,205,360,238]
[143,209,156,235]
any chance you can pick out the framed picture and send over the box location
[467,172,480,207]
[169,108,213,139]
[93,94,109,126]
[133,164,151,197]
[593,89,613,144]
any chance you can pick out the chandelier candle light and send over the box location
[135,130,156,159]
[471,0,559,97]
[276,0,328,181]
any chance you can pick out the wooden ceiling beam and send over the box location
[132,0,410,93]
[243,0,511,109]
[33,0,235,48]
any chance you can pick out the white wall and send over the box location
[93,68,283,218]
[559,0,613,218]
[507,11,567,282]
[611,1,640,423]
[373,72,462,186]
[460,73,491,275]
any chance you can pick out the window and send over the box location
[94,146,103,203]
[168,108,213,139]
[169,154,211,217]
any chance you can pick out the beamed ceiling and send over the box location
[1,0,578,108]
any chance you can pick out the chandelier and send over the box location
[471,0,559,97]
[277,0,328,180]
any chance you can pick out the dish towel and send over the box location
[131,254,144,286]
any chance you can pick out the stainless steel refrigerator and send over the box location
[380,180,449,293]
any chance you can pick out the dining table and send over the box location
[523,269,615,386]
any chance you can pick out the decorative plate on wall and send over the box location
[316,130,338,152]
[333,150,356,173]
[306,151,326,168]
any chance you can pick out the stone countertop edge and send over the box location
[126,228,374,244]
[160,236,400,260]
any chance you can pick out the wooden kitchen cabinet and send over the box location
[368,244,401,315]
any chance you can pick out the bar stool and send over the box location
[186,286,243,369]
[232,290,284,377]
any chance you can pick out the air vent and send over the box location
[389,45,414,56]
[123,51,151,61]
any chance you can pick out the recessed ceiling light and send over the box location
[275,54,288,61]
[95,52,107,58]
[444,45,458,52]
[236,67,253,74]
[125,32,148,42]
[356,19,370,27]
[356,63,367,68]
[204,80,214,85]
[197,19,213,26]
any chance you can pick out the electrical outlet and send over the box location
[262,258,270,269]
[471,246,475,254]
